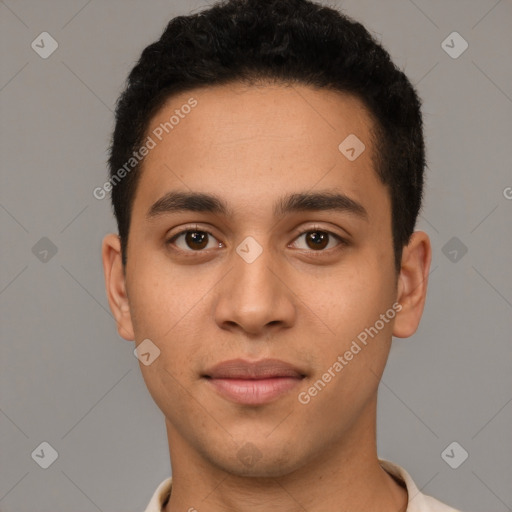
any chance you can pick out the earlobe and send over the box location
[393,231,432,338]
[101,234,135,341]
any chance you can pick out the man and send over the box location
[101,0,462,510]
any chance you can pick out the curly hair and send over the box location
[108,0,426,271]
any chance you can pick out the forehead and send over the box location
[132,82,388,223]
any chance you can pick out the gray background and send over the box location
[1,0,511,511]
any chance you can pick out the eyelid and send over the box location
[167,223,215,238]
[292,224,346,239]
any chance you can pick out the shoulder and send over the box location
[142,477,172,512]
[379,459,463,512]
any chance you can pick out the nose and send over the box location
[213,240,296,337]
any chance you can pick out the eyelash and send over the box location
[166,224,347,256]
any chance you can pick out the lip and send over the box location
[203,358,306,405]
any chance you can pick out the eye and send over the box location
[167,226,223,252]
[166,225,346,255]
[290,226,344,252]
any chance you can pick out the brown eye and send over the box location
[304,231,329,250]
[184,231,209,250]
[291,229,342,252]
[169,229,221,251]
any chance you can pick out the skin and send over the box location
[102,82,431,512]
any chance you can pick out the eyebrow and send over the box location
[146,190,368,221]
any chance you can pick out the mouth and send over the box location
[202,358,306,405]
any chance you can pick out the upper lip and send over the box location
[203,358,306,379]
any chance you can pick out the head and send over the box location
[103,0,431,479]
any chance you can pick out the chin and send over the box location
[206,442,305,479]
[226,459,300,479]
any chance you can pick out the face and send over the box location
[103,82,430,478]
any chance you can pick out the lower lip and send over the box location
[205,377,303,405]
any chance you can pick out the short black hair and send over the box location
[108,0,425,271]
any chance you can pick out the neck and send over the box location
[163,397,407,512]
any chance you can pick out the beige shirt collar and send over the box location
[143,459,461,512]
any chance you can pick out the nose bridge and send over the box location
[234,240,276,298]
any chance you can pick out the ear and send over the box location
[101,233,135,341]
[393,231,432,338]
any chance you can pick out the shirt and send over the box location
[143,459,462,512]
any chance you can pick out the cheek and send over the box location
[298,261,397,402]
[129,273,206,407]
[127,271,211,388]
[299,291,395,422]
[304,264,395,342]
[128,259,196,337]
